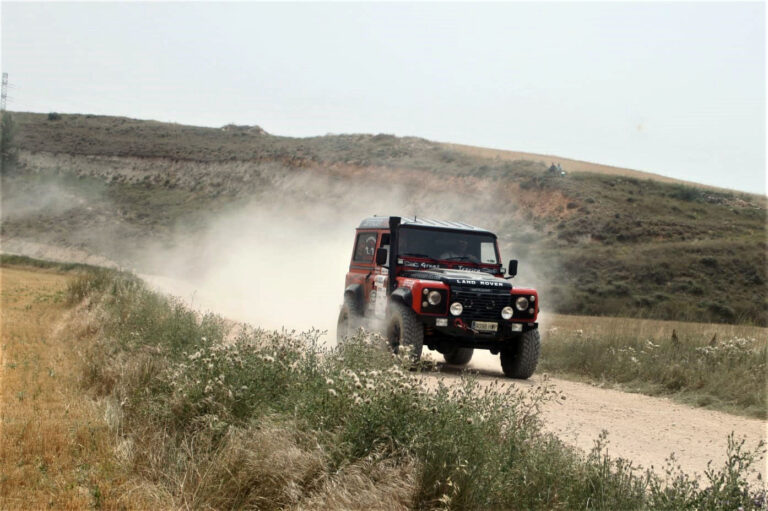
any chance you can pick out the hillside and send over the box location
[1,111,766,325]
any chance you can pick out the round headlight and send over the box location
[501,306,514,320]
[515,296,529,311]
[428,290,442,306]
[450,302,463,316]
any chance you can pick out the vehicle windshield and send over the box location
[398,227,499,265]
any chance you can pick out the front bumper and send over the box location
[421,316,537,344]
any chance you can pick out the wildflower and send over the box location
[355,382,363,389]
[328,389,337,397]
[188,351,201,361]
[466,417,473,425]
[204,384,212,394]
[207,363,214,370]
[325,378,334,386]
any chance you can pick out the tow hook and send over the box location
[454,318,479,334]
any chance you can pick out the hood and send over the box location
[401,268,511,290]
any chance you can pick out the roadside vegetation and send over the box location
[57,265,764,509]
[540,315,768,419]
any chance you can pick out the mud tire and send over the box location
[443,347,474,366]
[386,302,424,361]
[337,293,363,343]
[500,329,540,379]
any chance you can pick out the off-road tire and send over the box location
[386,302,424,361]
[500,329,540,379]
[443,347,474,366]
[337,294,363,343]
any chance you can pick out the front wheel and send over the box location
[500,329,540,379]
[386,302,424,361]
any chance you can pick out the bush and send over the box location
[48,112,62,121]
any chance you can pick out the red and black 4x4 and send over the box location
[338,216,540,379]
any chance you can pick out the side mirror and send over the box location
[376,248,388,266]
[508,259,518,277]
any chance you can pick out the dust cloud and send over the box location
[137,172,553,345]
[2,165,554,344]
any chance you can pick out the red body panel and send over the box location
[344,227,539,323]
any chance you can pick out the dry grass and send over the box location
[540,313,768,417]
[0,266,137,509]
[541,313,768,341]
[441,142,746,194]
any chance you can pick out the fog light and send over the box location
[450,302,463,316]
[530,295,535,302]
[515,296,529,311]
[528,308,535,314]
[436,318,448,327]
[428,290,442,306]
[511,323,523,332]
[501,306,514,320]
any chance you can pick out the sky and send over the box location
[1,2,765,194]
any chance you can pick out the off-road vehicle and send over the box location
[337,216,540,379]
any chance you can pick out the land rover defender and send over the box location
[337,216,540,379]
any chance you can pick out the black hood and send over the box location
[401,268,511,290]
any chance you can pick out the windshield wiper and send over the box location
[400,252,435,259]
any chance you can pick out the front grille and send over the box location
[452,288,511,322]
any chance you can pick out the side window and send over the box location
[480,242,497,263]
[379,233,390,266]
[353,232,377,263]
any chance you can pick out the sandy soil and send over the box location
[420,349,767,485]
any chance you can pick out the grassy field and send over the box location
[3,112,766,326]
[540,314,768,418]
[0,257,755,510]
[0,265,136,509]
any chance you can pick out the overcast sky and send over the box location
[2,2,765,194]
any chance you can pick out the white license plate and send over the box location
[472,321,498,332]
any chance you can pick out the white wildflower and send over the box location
[328,389,337,397]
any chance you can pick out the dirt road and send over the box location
[420,349,766,485]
